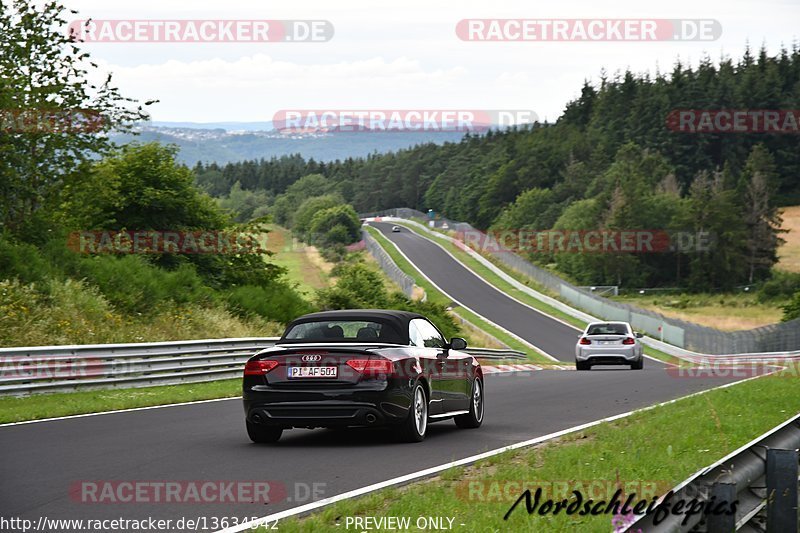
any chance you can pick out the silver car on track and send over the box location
[575,321,644,370]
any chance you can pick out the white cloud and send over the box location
[62,0,800,122]
[97,55,470,121]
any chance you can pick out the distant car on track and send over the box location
[391,225,401,232]
[242,309,484,443]
[575,321,644,370]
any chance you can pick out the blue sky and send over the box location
[66,0,800,123]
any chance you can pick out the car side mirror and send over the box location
[634,332,643,338]
[449,337,467,351]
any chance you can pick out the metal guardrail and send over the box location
[625,413,800,532]
[463,347,526,360]
[451,310,513,350]
[0,339,527,395]
[363,229,416,298]
[363,230,521,353]
[365,208,800,355]
[0,338,280,395]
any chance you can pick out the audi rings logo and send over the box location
[301,355,322,362]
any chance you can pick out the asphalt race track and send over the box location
[0,223,748,529]
[371,221,581,360]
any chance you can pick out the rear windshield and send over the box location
[282,320,403,344]
[586,323,628,335]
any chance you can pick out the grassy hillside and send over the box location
[264,225,332,295]
[610,293,783,331]
[778,205,800,273]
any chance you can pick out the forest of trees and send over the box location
[197,45,800,292]
[0,1,460,344]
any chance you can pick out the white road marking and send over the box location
[388,221,668,365]
[0,367,545,427]
[217,370,773,533]
[0,396,241,427]
[370,225,559,362]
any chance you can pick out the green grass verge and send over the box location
[393,222,682,366]
[610,292,784,331]
[366,227,553,365]
[0,379,240,424]
[268,373,800,532]
[265,225,330,296]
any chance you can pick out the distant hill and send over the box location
[193,46,800,291]
[150,121,276,131]
[111,123,467,165]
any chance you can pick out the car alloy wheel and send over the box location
[473,378,484,422]
[455,377,484,429]
[414,385,428,436]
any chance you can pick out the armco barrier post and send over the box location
[707,482,736,532]
[766,448,798,533]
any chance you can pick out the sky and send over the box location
[64,0,800,124]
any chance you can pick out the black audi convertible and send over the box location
[242,309,485,443]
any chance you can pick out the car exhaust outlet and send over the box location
[366,414,377,424]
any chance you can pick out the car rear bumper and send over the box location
[578,355,642,366]
[246,402,394,428]
[243,383,412,428]
[576,347,640,365]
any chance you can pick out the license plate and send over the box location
[600,341,615,345]
[287,366,338,379]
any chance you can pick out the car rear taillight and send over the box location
[346,359,394,376]
[622,337,636,345]
[579,337,591,345]
[244,360,279,375]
